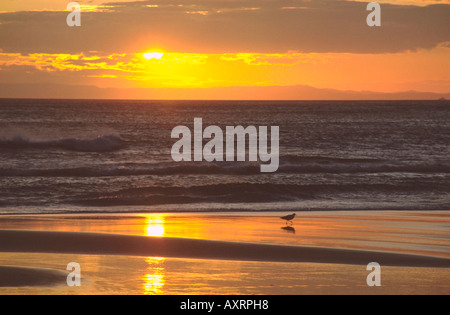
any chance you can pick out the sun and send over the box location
[143,52,164,60]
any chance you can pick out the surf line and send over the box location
[171,118,279,173]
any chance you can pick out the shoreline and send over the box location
[1,208,449,217]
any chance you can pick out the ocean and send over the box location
[0,99,449,214]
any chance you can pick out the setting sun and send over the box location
[143,52,164,60]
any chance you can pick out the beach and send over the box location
[0,211,449,295]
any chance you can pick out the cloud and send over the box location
[220,53,309,66]
[361,0,450,6]
[0,0,448,54]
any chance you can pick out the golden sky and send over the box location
[0,0,449,99]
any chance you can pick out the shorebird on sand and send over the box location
[281,213,296,225]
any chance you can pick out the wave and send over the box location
[73,182,450,207]
[279,155,450,174]
[1,156,449,177]
[0,134,125,152]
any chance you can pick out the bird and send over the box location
[281,213,296,225]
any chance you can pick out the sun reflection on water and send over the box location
[144,215,165,237]
[142,257,166,295]
[141,215,166,294]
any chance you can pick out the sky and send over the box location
[0,0,449,99]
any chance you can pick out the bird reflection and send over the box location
[281,226,296,234]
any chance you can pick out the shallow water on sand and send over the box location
[0,252,449,295]
[0,211,449,295]
[1,211,449,258]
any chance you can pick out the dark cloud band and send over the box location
[0,0,449,54]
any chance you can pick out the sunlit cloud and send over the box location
[354,0,450,6]
[1,48,448,93]
[186,10,209,15]
[280,7,309,10]
[215,7,261,14]
[0,52,135,72]
[0,0,115,13]
[77,4,115,13]
[220,53,313,66]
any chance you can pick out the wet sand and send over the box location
[1,229,449,267]
[0,266,68,287]
[0,211,449,294]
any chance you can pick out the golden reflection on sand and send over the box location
[144,215,165,237]
[0,211,449,259]
[142,216,166,294]
[142,257,165,295]
[0,212,449,295]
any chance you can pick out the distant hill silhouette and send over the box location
[0,83,449,100]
